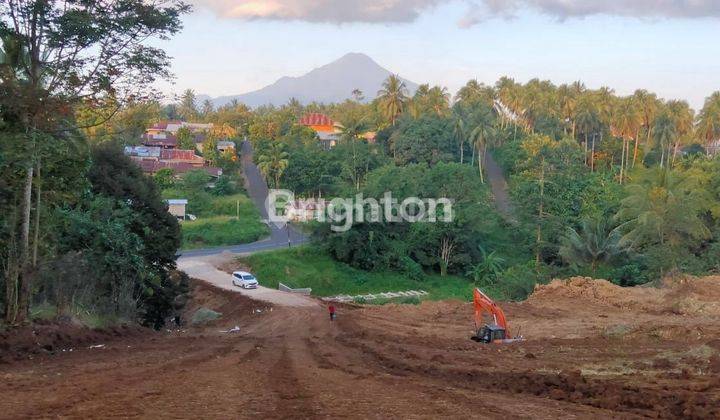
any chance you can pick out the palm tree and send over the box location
[632,89,659,166]
[452,117,466,164]
[697,92,720,155]
[377,74,408,126]
[427,86,450,116]
[615,168,710,256]
[666,100,694,164]
[559,218,623,274]
[652,113,676,168]
[457,79,482,104]
[612,98,642,183]
[351,88,364,102]
[469,120,494,183]
[558,84,577,138]
[178,89,198,121]
[338,117,369,190]
[257,142,289,188]
[466,246,505,285]
[201,99,214,117]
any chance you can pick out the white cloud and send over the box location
[191,0,720,25]
[190,0,443,23]
[463,0,720,25]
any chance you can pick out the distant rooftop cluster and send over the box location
[124,120,236,178]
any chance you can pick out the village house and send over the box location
[124,145,222,178]
[286,199,327,222]
[299,113,342,149]
[298,113,377,148]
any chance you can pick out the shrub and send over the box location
[191,308,222,325]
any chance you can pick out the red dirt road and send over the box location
[2,278,720,419]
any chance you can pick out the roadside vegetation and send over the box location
[0,1,190,327]
[159,170,269,249]
[239,246,481,301]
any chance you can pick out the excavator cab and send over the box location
[471,288,521,344]
[472,324,507,343]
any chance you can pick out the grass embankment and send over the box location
[239,246,476,302]
[175,193,269,249]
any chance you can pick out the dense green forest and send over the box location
[242,76,720,298]
[4,2,720,326]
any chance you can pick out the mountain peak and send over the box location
[335,52,376,64]
[210,53,417,108]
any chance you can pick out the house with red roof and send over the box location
[299,113,343,148]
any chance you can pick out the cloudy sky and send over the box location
[158,0,720,109]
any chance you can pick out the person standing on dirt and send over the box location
[328,304,336,321]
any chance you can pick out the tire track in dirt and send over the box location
[267,344,321,418]
[339,331,719,419]
[4,338,253,418]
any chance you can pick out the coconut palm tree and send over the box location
[377,74,408,126]
[665,100,694,163]
[575,99,600,167]
[257,142,289,189]
[697,92,720,155]
[452,117,466,164]
[632,89,660,166]
[427,86,450,116]
[612,98,642,183]
[615,168,710,255]
[652,113,676,168]
[559,218,623,274]
[469,119,494,183]
[558,84,577,138]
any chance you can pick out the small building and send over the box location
[137,160,222,178]
[166,199,188,220]
[148,121,213,135]
[217,140,236,153]
[124,145,161,158]
[286,199,326,222]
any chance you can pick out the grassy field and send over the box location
[178,193,269,249]
[182,216,269,250]
[238,246,477,302]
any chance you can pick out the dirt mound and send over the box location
[183,279,271,327]
[528,276,720,317]
[528,277,663,311]
[0,320,146,364]
[661,276,720,315]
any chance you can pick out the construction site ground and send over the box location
[2,276,720,419]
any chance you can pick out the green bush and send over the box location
[191,307,222,325]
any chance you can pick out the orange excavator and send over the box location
[471,288,523,343]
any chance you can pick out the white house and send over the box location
[286,199,326,222]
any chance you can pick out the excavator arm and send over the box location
[473,288,510,338]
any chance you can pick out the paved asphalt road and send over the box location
[178,140,307,258]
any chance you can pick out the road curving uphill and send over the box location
[177,253,317,308]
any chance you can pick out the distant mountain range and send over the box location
[207,53,418,108]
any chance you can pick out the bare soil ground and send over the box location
[2,276,720,419]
